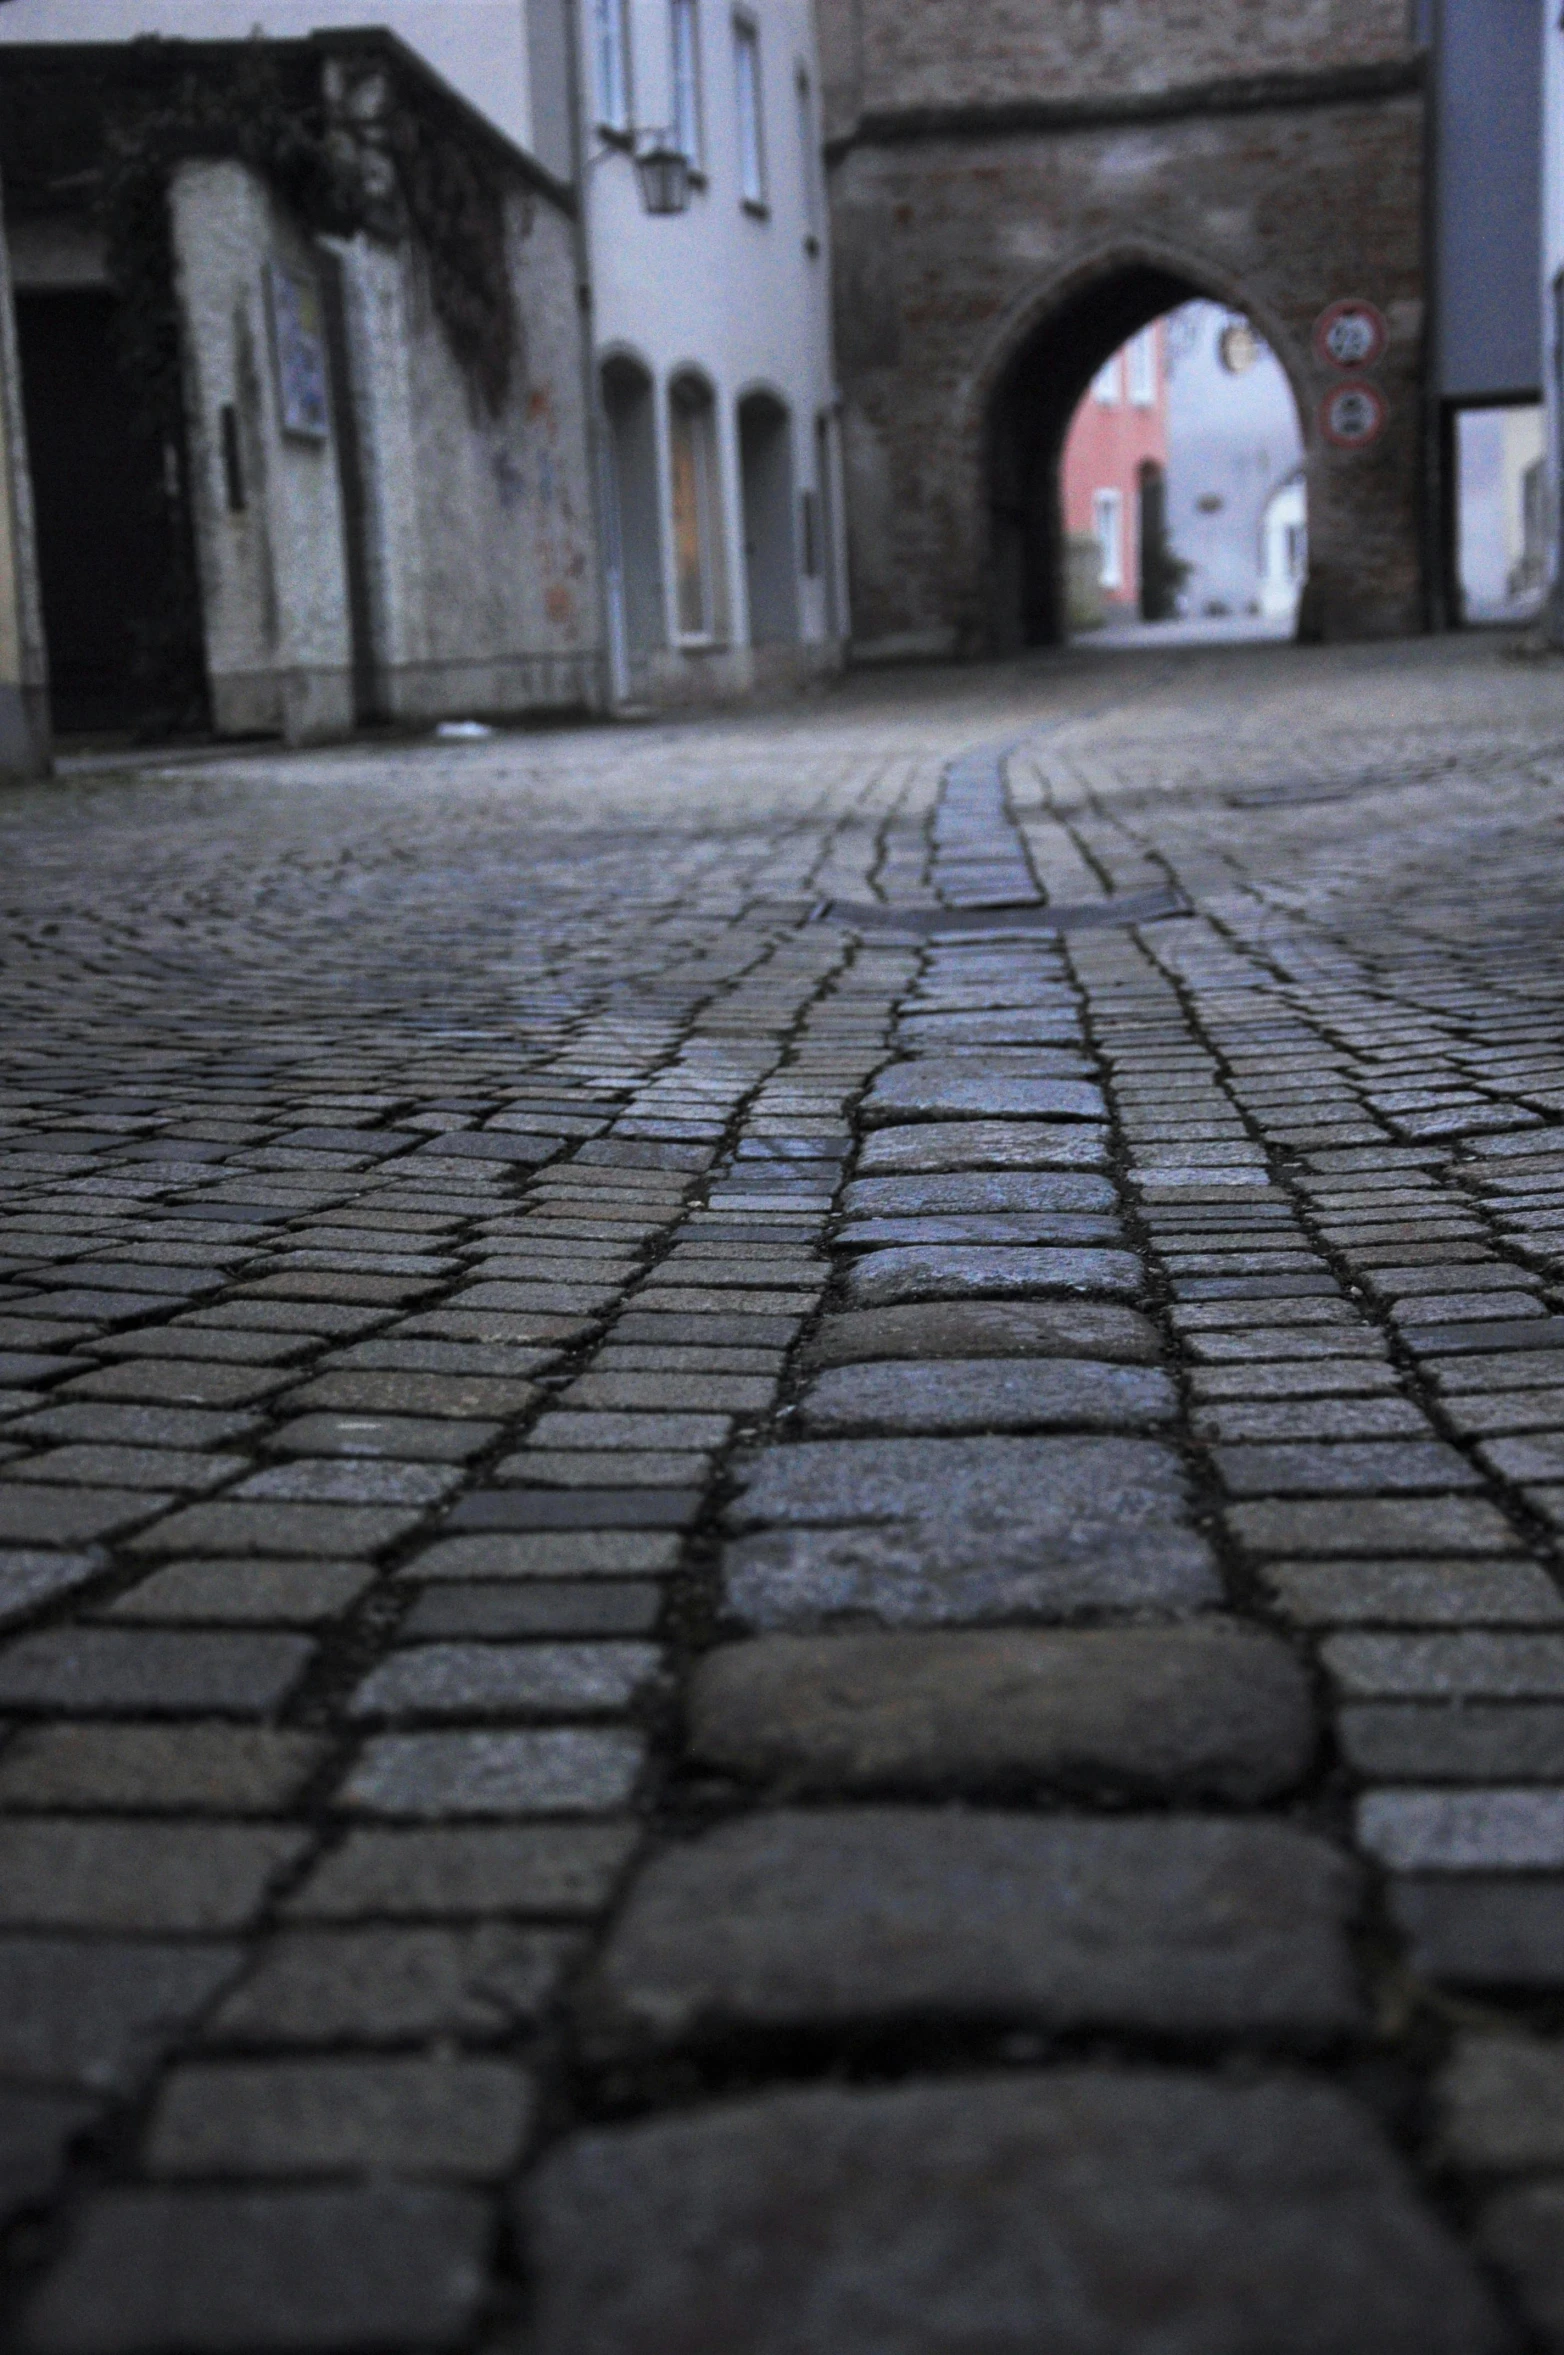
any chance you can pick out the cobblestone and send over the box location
[8,637,1564,2339]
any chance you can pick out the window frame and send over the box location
[1091,354,1122,407]
[1093,487,1124,591]
[669,375,726,644]
[733,12,767,212]
[795,62,819,241]
[592,0,632,132]
[1127,327,1157,407]
[670,0,704,171]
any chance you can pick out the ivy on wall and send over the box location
[85,36,521,724]
[102,39,520,421]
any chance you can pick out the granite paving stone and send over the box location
[207,1925,578,2041]
[339,1728,645,1816]
[687,1622,1313,1798]
[283,1823,638,1920]
[804,1299,1158,1364]
[581,1811,1359,2051]
[798,1357,1174,1431]
[0,1724,326,1811]
[349,1641,660,1717]
[524,2073,1506,2355]
[144,2055,532,2177]
[21,2185,491,2352]
[844,1244,1142,1305]
[725,1435,1217,1625]
[0,1627,313,1713]
[6,633,1564,2341]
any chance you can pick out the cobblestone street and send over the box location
[4,632,1564,2348]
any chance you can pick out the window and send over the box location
[1093,488,1123,590]
[593,0,631,130]
[669,376,725,639]
[670,0,703,166]
[1092,354,1121,407]
[734,16,765,207]
[795,65,818,236]
[1127,326,1156,407]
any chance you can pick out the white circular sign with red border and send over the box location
[1319,381,1389,450]
[1313,299,1387,371]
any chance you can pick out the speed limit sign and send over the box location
[1319,381,1388,449]
[1313,299,1387,370]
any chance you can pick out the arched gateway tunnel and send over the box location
[818,0,1426,655]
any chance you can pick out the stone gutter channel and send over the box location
[8,738,1562,2350]
[507,744,1546,2350]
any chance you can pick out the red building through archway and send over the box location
[1059,320,1169,622]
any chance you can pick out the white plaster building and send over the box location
[572,0,847,703]
[1545,0,1564,641]
[2,0,845,715]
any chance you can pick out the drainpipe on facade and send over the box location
[558,0,614,716]
[0,168,50,776]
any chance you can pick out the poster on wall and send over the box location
[266,262,331,441]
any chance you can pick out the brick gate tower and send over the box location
[817,0,1425,656]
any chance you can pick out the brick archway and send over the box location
[821,5,1426,660]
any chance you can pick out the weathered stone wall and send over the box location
[821,0,1427,654]
[333,185,602,725]
[833,0,1412,127]
[174,158,356,742]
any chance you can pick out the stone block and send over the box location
[1391,1877,1564,1986]
[339,1728,644,1816]
[804,1299,1158,1365]
[284,1823,637,1920]
[841,1171,1115,1217]
[1358,1788,1564,1871]
[1481,2183,1564,2344]
[0,1550,105,1629]
[0,2088,96,2225]
[400,1583,660,1638]
[856,1121,1108,1172]
[0,1723,325,1811]
[799,1357,1174,1432]
[145,2056,530,2177]
[688,1622,1313,1800]
[524,2071,1504,2355]
[725,1435,1216,1626]
[1228,1498,1516,1555]
[1438,2033,1564,2168]
[0,1939,239,2090]
[105,1559,374,1624]
[845,1245,1141,1307]
[21,2184,488,2351]
[1324,1633,1564,1699]
[840,1212,1122,1247]
[349,1641,659,1717]
[0,1627,312,1713]
[1340,1704,1564,1780]
[403,1530,679,1579]
[210,1925,578,2041]
[862,1067,1106,1124]
[0,1822,307,1931]
[581,1811,1359,2051]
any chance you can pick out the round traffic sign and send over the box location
[1319,381,1388,449]
[1313,298,1387,371]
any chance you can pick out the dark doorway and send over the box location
[986,262,1196,649]
[1137,461,1176,622]
[15,287,204,734]
[737,391,800,646]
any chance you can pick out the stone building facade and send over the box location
[817,0,1427,655]
[0,34,602,742]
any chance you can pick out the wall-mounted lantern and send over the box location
[633,138,692,215]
